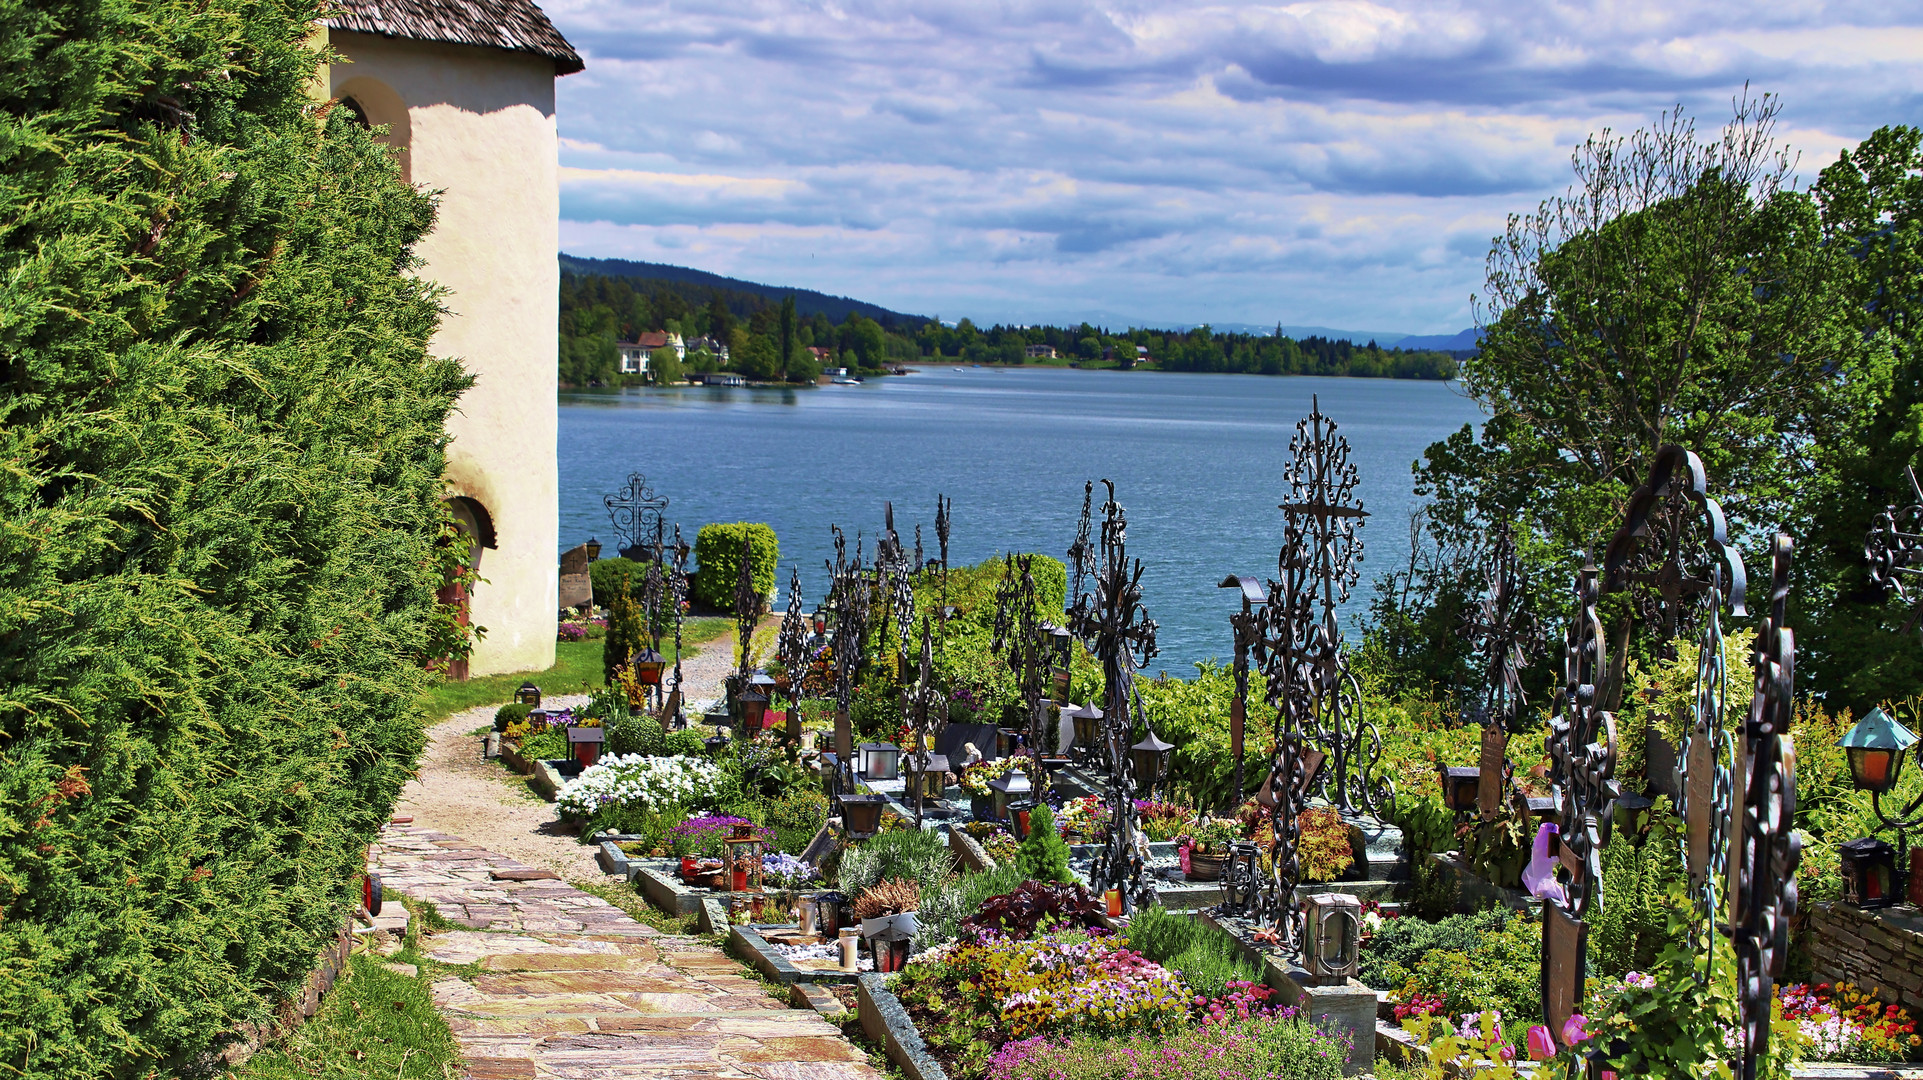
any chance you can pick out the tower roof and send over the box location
[326,0,583,74]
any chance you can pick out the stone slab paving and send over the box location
[373,825,881,1080]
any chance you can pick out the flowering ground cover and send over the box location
[1779,982,1920,1063]
[555,754,725,831]
[984,1012,1348,1080]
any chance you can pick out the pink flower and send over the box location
[1561,1014,1590,1046]
[1527,1025,1557,1061]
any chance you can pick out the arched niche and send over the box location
[332,75,412,182]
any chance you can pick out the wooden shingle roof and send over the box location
[326,0,583,74]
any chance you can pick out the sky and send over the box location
[541,1,1923,334]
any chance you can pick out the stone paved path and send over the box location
[373,824,881,1080]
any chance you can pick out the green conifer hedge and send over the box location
[0,0,465,1074]
[692,523,778,612]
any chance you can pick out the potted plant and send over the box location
[1181,818,1241,881]
[958,757,1016,822]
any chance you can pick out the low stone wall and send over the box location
[1807,901,1923,1007]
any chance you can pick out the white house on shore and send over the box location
[320,0,582,676]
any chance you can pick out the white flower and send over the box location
[557,753,724,817]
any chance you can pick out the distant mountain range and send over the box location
[559,255,1479,350]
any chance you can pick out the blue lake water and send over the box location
[558,368,1485,672]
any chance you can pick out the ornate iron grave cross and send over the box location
[904,618,947,827]
[1867,465,1923,635]
[1462,522,1537,818]
[824,526,870,761]
[935,494,953,644]
[777,566,812,757]
[603,473,670,560]
[662,526,691,728]
[1280,398,1390,819]
[1251,503,1323,952]
[1603,447,1746,944]
[876,502,917,681]
[1731,534,1801,1080]
[993,553,1051,787]
[1066,480,1160,915]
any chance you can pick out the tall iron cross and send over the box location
[603,473,669,556]
[1068,480,1158,673]
[1463,522,1535,730]
[1868,466,1923,635]
[777,567,810,708]
[734,533,758,678]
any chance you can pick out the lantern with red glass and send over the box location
[568,724,605,768]
[1840,836,1899,909]
[633,647,665,686]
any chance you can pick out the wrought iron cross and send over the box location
[904,618,947,828]
[1463,521,1537,732]
[993,553,1049,783]
[603,473,669,559]
[1066,480,1159,914]
[777,566,811,756]
[1867,466,1923,635]
[734,533,758,683]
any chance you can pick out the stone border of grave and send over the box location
[1197,908,1377,1076]
[729,922,864,986]
[1429,851,1541,914]
[858,972,950,1080]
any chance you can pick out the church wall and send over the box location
[329,32,560,676]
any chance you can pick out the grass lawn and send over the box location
[230,952,459,1080]
[417,616,732,722]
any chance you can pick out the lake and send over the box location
[558,368,1485,672]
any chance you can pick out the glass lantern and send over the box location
[837,793,887,839]
[515,681,542,708]
[737,683,770,731]
[1840,836,1899,908]
[568,725,605,768]
[1838,707,1919,795]
[633,647,665,686]
[1129,729,1175,788]
[988,768,1033,822]
[584,537,602,561]
[859,742,901,780]
[724,829,766,894]
[1438,765,1481,814]
[1302,891,1361,983]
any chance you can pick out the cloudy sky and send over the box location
[541,1,1923,334]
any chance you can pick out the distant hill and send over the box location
[559,254,929,328]
[1395,328,1482,351]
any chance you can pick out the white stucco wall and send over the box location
[329,31,560,676]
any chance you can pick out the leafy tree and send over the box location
[650,346,683,386]
[735,332,779,381]
[0,0,463,1071]
[604,578,646,683]
[778,294,797,379]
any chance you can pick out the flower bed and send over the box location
[556,754,725,831]
[1780,982,1920,1063]
[984,1012,1348,1080]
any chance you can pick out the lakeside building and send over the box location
[321,0,581,675]
[618,331,686,375]
[1025,344,1057,359]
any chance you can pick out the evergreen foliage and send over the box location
[1014,804,1073,883]
[602,577,646,683]
[692,523,778,612]
[0,0,463,1072]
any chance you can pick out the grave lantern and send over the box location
[911,753,948,801]
[858,742,901,780]
[568,724,605,768]
[705,725,731,756]
[1838,706,1919,796]
[1613,790,1655,836]
[633,647,665,686]
[988,768,1033,823]
[584,537,602,561]
[1071,702,1104,753]
[1222,841,1263,916]
[515,681,542,708]
[819,752,843,801]
[1840,836,1900,908]
[737,682,770,731]
[725,825,766,894]
[1129,729,1175,790]
[837,793,887,840]
[1040,623,1074,701]
[812,610,827,636]
[1438,765,1481,815]
[1524,795,1559,821]
[1302,892,1362,983]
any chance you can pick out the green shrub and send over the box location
[1384,916,1542,1049]
[1358,908,1516,989]
[494,703,532,732]
[763,788,829,854]
[1124,905,1260,999]
[837,827,953,896]
[522,729,569,760]
[1015,803,1074,883]
[916,861,1026,946]
[1589,802,1685,978]
[0,4,462,1072]
[589,556,640,602]
[692,523,778,611]
[603,576,645,683]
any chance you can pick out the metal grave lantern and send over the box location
[988,767,1033,823]
[911,753,949,801]
[1129,729,1175,791]
[1438,765,1481,816]
[515,681,542,708]
[633,647,665,687]
[1840,836,1899,908]
[1071,702,1104,759]
[1302,892,1362,983]
[584,536,602,561]
[568,725,605,768]
[1222,841,1263,916]
[725,826,766,893]
[705,725,731,756]
[1838,707,1918,796]
[737,682,770,731]
[1041,623,1074,701]
[837,793,888,840]
[859,742,901,781]
[812,609,828,636]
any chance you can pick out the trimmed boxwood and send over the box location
[0,1,464,1075]
[692,523,778,612]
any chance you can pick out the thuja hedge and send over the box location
[692,523,778,611]
[0,0,464,1075]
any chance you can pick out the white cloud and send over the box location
[540,0,1920,333]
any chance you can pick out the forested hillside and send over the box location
[558,264,1460,386]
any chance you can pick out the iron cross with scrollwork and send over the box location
[1867,466,1923,635]
[1546,563,1617,921]
[777,566,811,757]
[1732,533,1801,1080]
[992,553,1050,784]
[904,617,946,828]
[825,526,869,715]
[1463,521,1536,733]
[1066,480,1159,915]
[734,533,758,684]
[603,473,669,559]
[667,525,690,720]
[935,494,953,645]
[1281,397,1390,819]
